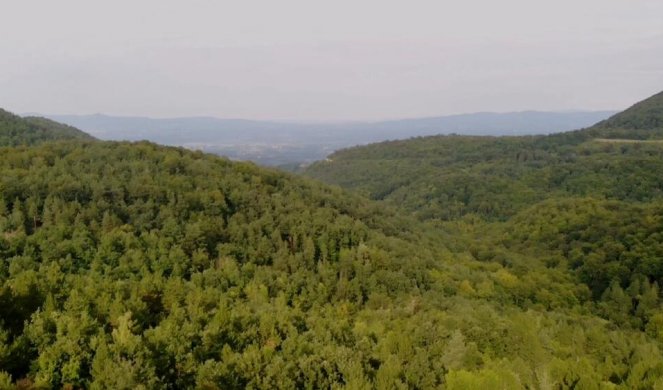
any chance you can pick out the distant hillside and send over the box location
[0,109,93,147]
[305,91,663,221]
[359,110,617,138]
[39,110,615,165]
[594,91,663,130]
[543,91,663,145]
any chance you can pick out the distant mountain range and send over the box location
[32,110,616,165]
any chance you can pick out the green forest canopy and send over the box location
[0,91,663,389]
[0,110,94,147]
[305,91,663,221]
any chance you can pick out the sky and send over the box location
[1,0,662,121]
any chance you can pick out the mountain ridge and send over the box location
[304,89,663,220]
[31,110,616,166]
[0,109,94,147]
[593,91,663,130]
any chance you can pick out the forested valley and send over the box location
[1,92,663,388]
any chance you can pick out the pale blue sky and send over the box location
[1,0,662,120]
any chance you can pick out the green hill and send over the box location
[1,96,663,388]
[0,109,94,146]
[542,91,663,144]
[0,141,661,387]
[299,91,663,386]
[595,91,663,131]
[303,90,663,301]
[305,91,663,221]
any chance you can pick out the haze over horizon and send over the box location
[2,0,662,121]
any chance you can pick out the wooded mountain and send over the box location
[301,91,663,387]
[0,110,94,147]
[0,95,662,389]
[595,90,663,131]
[305,91,663,221]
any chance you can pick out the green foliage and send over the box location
[0,140,657,387]
[305,92,663,222]
[299,92,663,387]
[0,109,93,147]
[594,90,663,131]
[1,92,663,388]
[305,135,663,222]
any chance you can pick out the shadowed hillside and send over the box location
[0,109,93,147]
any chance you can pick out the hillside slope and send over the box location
[305,91,663,221]
[0,109,93,147]
[595,91,663,131]
[301,91,663,389]
[541,91,663,145]
[1,139,662,388]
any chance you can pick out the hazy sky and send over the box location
[1,0,662,120]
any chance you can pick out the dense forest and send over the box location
[0,110,94,147]
[303,90,663,387]
[0,92,662,388]
[305,91,663,221]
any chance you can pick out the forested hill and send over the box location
[2,112,663,387]
[541,90,663,144]
[0,141,442,388]
[594,90,663,131]
[296,91,663,388]
[0,109,94,147]
[304,91,663,221]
